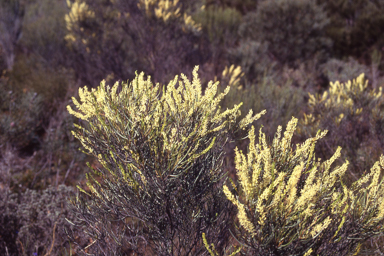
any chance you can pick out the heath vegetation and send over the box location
[2,0,384,255]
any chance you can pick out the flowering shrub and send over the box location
[224,117,384,255]
[66,66,265,255]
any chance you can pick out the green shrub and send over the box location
[224,117,384,255]
[298,74,384,187]
[192,5,241,45]
[66,66,265,255]
[7,54,71,107]
[191,4,243,73]
[238,0,332,66]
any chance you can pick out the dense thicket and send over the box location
[1,0,384,255]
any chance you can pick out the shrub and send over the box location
[0,189,20,255]
[0,185,78,256]
[0,0,24,71]
[203,0,259,15]
[0,71,88,192]
[298,73,384,186]
[192,5,241,47]
[19,0,68,66]
[192,4,243,73]
[319,0,384,59]
[224,117,384,255]
[214,65,306,185]
[7,54,72,108]
[238,0,332,66]
[64,0,207,85]
[321,57,371,85]
[0,81,44,156]
[218,65,306,143]
[66,66,265,255]
[228,40,277,82]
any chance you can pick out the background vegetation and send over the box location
[1,0,384,255]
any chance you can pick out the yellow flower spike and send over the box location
[223,185,237,206]
[374,198,384,221]
[261,144,272,187]
[285,162,304,207]
[281,117,298,152]
[270,172,287,207]
[239,109,266,130]
[251,156,263,194]
[308,93,316,106]
[256,188,270,227]
[303,248,313,256]
[202,232,218,256]
[366,161,381,203]
[322,146,342,177]
[321,91,328,101]
[295,175,320,212]
[238,202,256,235]
[310,216,332,238]
[272,125,282,151]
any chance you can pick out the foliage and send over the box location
[0,189,20,255]
[19,0,69,66]
[215,65,306,184]
[0,0,24,70]
[0,185,78,256]
[225,117,384,255]
[218,65,306,140]
[7,54,71,107]
[298,74,384,186]
[64,0,207,85]
[321,57,371,85]
[319,0,384,59]
[192,4,242,73]
[0,76,44,156]
[0,74,88,193]
[228,40,277,82]
[66,66,265,255]
[238,0,332,66]
[3,0,384,254]
[1,0,74,107]
[192,5,241,47]
[202,0,259,14]
[202,232,241,256]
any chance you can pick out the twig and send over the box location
[17,238,25,256]
[64,159,75,184]
[45,203,64,256]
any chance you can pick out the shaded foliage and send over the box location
[0,185,78,256]
[319,0,384,59]
[238,0,332,67]
[65,0,208,85]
